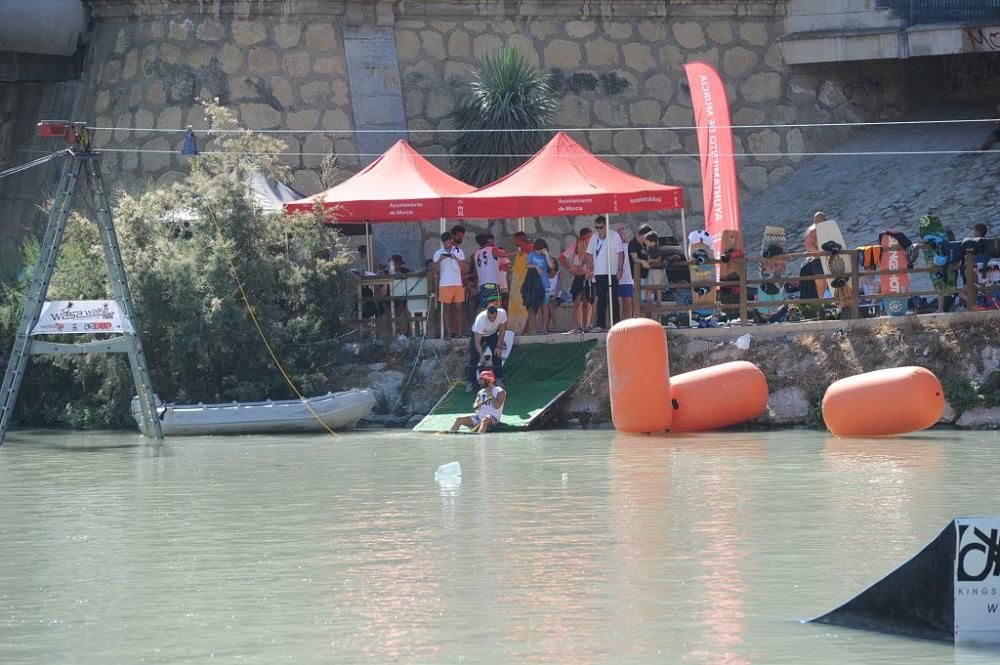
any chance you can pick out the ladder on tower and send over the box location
[0,121,163,446]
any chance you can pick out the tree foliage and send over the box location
[448,45,561,187]
[1,101,356,429]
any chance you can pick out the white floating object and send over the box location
[435,462,462,486]
[735,333,752,350]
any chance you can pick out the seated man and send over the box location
[450,370,506,434]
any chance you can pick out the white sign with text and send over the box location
[30,300,134,335]
[955,517,1000,643]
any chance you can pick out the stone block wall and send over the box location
[86,2,360,195]
[0,79,85,271]
[75,0,911,264]
[0,83,20,270]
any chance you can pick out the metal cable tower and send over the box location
[0,121,163,445]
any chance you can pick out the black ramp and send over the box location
[811,521,956,642]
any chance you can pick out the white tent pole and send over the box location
[681,209,691,326]
[518,217,525,233]
[366,222,373,273]
[439,217,446,339]
[680,209,687,248]
[606,213,614,328]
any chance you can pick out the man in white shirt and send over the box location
[433,231,466,338]
[617,225,635,319]
[468,304,507,389]
[585,215,624,330]
[450,370,506,434]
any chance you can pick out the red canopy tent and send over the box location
[283,139,475,221]
[443,131,684,220]
[284,139,474,337]
[442,132,686,331]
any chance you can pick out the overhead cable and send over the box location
[90,147,1000,159]
[0,149,72,181]
[85,116,1000,136]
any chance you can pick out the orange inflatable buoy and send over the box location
[606,318,671,433]
[822,366,944,436]
[670,361,769,432]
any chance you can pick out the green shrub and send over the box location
[804,385,827,429]
[941,374,982,413]
[981,371,1000,408]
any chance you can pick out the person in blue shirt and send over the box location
[525,238,554,334]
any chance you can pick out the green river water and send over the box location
[0,428,998,664]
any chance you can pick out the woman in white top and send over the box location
[559,227,595,333]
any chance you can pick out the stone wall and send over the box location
[86,1,360,193]
[342,314,1000,431]
[73,0,912,262]
[0,79,86,272]
[0,83,20,271]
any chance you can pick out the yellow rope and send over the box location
[206,207,339,439]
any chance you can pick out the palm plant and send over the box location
[448,45,561,187]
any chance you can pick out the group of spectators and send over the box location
[352,216,686,337]
[429,216,671,337]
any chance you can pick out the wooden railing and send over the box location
[636,247,1000,325]
[352,249,999,339]
[356,271,438,339]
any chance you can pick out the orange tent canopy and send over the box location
[443,132,684,220]
[284,139,475,222]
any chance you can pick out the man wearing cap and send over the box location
[450,369,506,433]
[468,304,507,390]
[585,215,624,331]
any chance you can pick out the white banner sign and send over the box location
[30,300,134,335]
[955,517,1000,643]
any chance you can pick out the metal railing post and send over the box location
[739,256,748,326]
[965,249,978,310]
[849,250,861,320]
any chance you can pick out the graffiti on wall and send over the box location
[945,53,1000,99]
[841,76,886,102]
[965,27,1000,52]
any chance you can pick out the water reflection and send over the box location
[671,434,767,665]
[488,442,608,663]
[822,436,946,587]
[326,494,445,661]
[610,434,675,658]
[610,433,770,663]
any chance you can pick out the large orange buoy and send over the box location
[606,318,671,433]
[670,361,769,432]
[822,366,944,436]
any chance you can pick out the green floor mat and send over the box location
[412,340,598,432]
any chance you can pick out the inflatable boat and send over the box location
[131,390,376,436]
